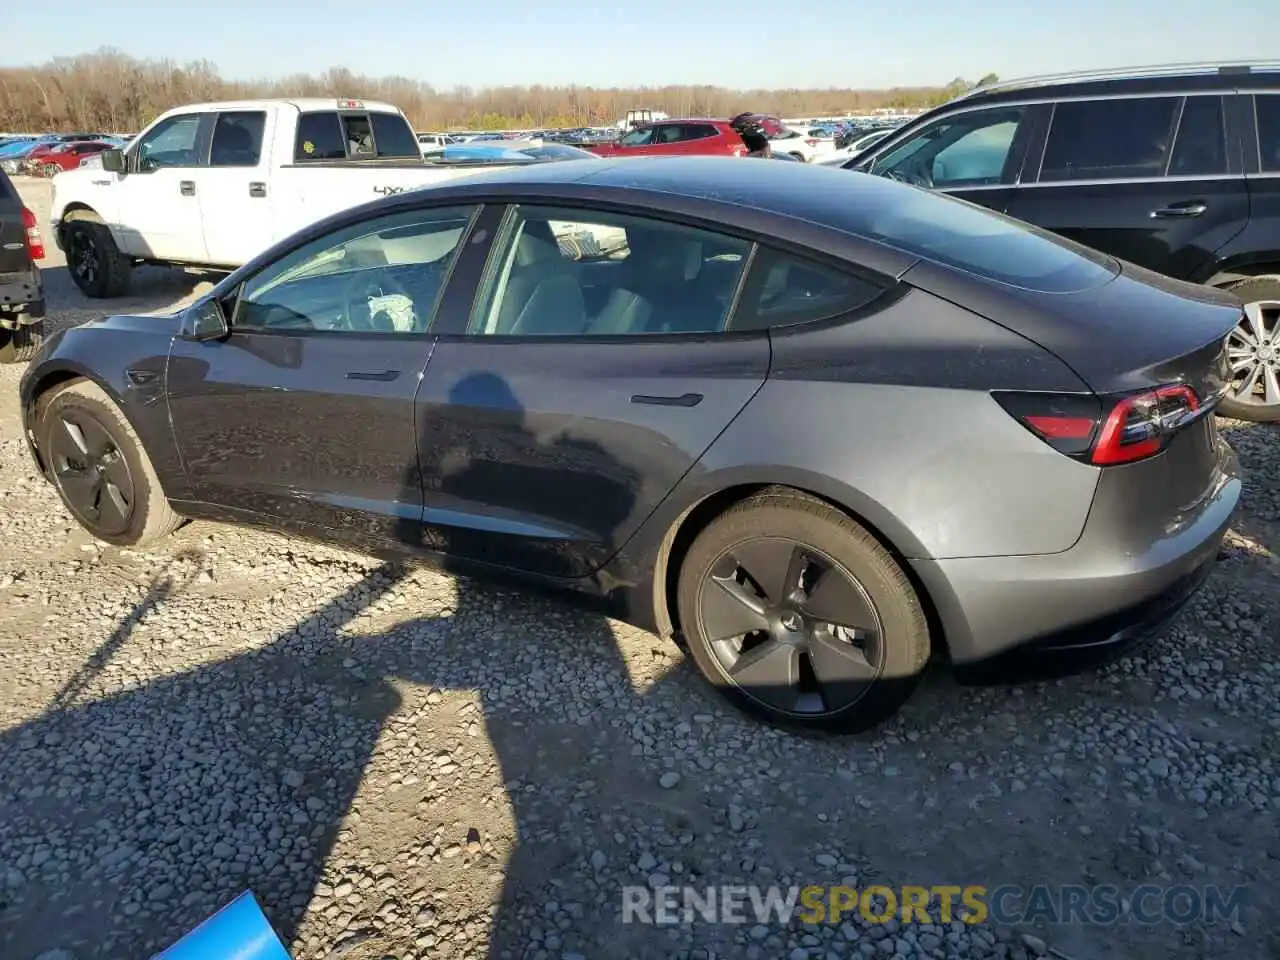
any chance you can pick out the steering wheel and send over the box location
[340,270,418,332]
[884,164,933,189]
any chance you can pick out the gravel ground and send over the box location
[2,178,1279,960]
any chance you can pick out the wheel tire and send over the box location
[37,379,182,546]
[789,152,807,162]
[64,217,133,299]
[676,490,930,734]
[1218,277,1280,422]
[0,317,45,363]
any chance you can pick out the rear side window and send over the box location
[295,112,346,161]
[210,111,266,167]
[731,248,885,331]
[1039,96,1179,182]
[1256,94,1280,172]
[1168,96,1227,176]
[860,188,1118,292]
[0,170,12,200]
[369,112,422,158]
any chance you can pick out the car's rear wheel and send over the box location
[65,216,133,299]
[676,490,930,733]
[0,317,44,363]
[1219,277,1280,422]
[37,380,182,546]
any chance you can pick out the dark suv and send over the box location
[0,166,45,363]
[841,62,1280,421]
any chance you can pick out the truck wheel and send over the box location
[37,379,183,546]
[1219,277,1280,423]
[65,217,133,299]
[0,317,46,363]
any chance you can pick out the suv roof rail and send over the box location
[954,60,1280,100]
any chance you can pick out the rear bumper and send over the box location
[0,269,44,321]
[912,436,1240,664]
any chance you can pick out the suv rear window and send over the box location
[860,187,1118,292]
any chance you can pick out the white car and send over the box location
[48,99,536,298]
[768,128,836,163]
[416,132,460,157]
[818,128,897,166]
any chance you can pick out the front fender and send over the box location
[20,319,191,501]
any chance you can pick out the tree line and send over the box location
[0,50,1000,134]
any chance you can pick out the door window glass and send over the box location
[210,111,266,167]
[868,107,1026,187]
[233,205,479,334]
[368,112,422,158]
[1039,97,1179,182]
[1256,94,1280,172]
[469,205,752,336]
[134,114,203,170]
[1167,96,1227,176]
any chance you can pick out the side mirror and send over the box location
[181,298,229,341]
[100,148,125,173]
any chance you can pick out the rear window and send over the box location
[368,112,421,158]
[295,112,347,161]
[1257,94,1280,172]
[860,186,1119,292]
[0,169,12,200]
[295,110,420,162]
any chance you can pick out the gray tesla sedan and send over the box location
[19,156,1242,732]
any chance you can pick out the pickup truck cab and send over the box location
[49,98,525,298]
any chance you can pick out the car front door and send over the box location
[198,109,274,267]
[113,112,211,262]
[849,103,1040,214]
[413,202,771,580]
[1002,93,1250,281]
[165,202,481,548]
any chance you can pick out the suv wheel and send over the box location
[0,317,46,364]
[1220,278,1280,423]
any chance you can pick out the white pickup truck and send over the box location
[49,98,533,298]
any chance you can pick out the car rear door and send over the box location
[198,108,274,267]
[1001,93,1249,282]
[165,202,481,549]
[413,201,770,580]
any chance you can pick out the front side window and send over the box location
[867,107,1026,188]
[232,205,478,335]
[469,205,752,337]
[1039,96,1179,182]
[1256,94,1280,172]
[619,127,657,147]
[210,111,266,167]
[135,114,203,170]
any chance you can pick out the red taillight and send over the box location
[994,384,1202,466]
[806,139,819,146]
[20,207,45,261]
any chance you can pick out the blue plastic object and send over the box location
[153,891,291,960]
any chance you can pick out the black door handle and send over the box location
[346,369,400,381]
[179,180,195,196]
[1150,201,1206,218]
[631,392,703,407]
[249,182,266,198]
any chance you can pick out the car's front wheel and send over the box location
[0,317,44,363]
[1219,277,1280,422]
[64,216,133,299]
[38,380,182,546]
[676,490,931,733]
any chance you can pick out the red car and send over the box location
[25,141,114,175]
[588,115,784,158]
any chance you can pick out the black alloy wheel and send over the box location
[697,537,884,718]
[68,224,100,291]
[46,406,136,537]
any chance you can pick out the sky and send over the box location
[6,0,1276,91]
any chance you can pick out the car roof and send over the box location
[413,155,945,244]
